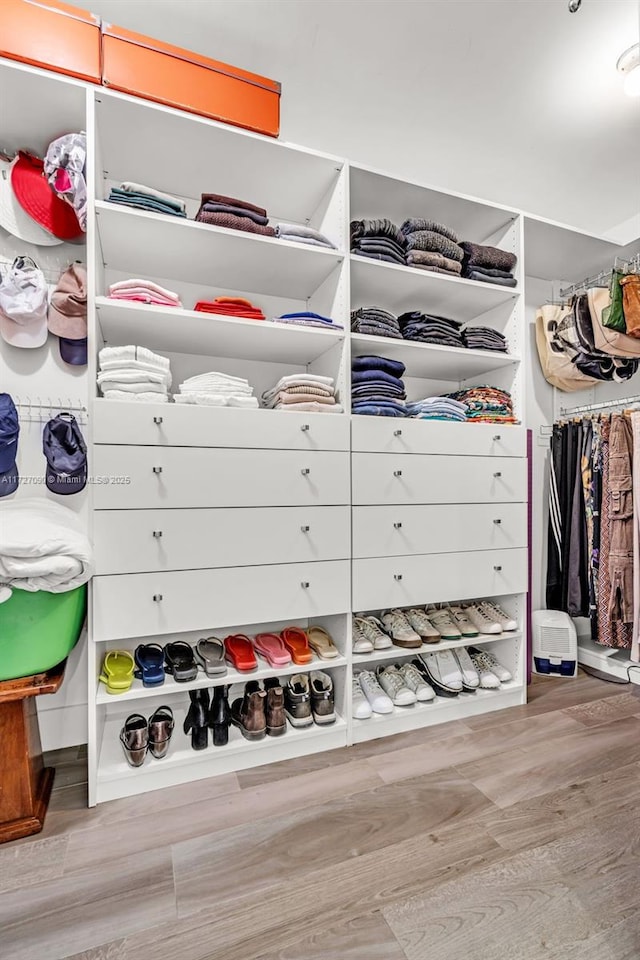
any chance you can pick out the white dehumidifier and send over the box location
[532,610,578,678]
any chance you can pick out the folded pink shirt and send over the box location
[110,291,182,306]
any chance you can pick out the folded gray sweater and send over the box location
[400,219,459,243]
[405,230,465,262]
[461,241,517,273]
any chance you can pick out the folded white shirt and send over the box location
[97,368,169,386]
[100,380,168,395]
[99,358,172,377]
[99,345,170,370]
[103,390,169,403]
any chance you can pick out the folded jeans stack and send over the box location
[275,223,336,248]
[461,242,517,287]
[352,355,407,417]
[97,345,172,403]
[175,372,258,408]
[398,310,464,348]
[194,297,265,320]
[462,325,508,352]
[447,386,517,424]
[350,219,406,266]
[108,278,182,308]
[272,311,343,330]
[195,193,275,237]
[401,220,464,275]
[262,374,343,414]
[351,306,403,339]
[106,181,186,218]
[406,396,468,422]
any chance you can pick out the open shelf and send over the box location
[350,333,519,381]
[352,631,522,667]
[523,213,629,284]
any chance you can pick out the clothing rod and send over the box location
[12,401,87,412]
[559,395,640,416]
[559,253,640,300]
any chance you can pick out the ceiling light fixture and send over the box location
[617,43,640,97]
[568,0,582,11]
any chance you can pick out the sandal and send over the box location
[253,632,292,668]
[134,643,165,687]
[99,650,135,694]
[164,640,198,682]
[307,626,339,660]
[224,634,258,671]
[148,705,174,759]
[120,714,148,767]
[194,637,227,677]
[184,689,209,750]
[281,627,313,665]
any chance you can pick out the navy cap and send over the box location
[59,336,87,366]
[43,412,87,495]
[0,393,19,497]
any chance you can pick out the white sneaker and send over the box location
[405,608,440,643]
[398,662,436,701]
[352,617,374,654]
[468,650,501,688]
[426,606,461,640]
[381,609,422,648]
[479,601,518,632]
[448,605,479,638]
[470,647,513,683]
[452,647,479,690]
[352,675,373,719]
[355,615,393,650]
[375,665,417,706]
[358,670,393,714]
[419,650,463,694]
[462,603,501,635]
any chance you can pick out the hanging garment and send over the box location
[590,419,603,639]
[607,414,634,624]
[631,412,640,662]
[546,423,564,610]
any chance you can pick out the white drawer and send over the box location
[352,549,527,611]
[94,506,351,574]
[352,503,527,559]
[352,454,526,505]
[92,560,351,641]
[92,399,349,451]
[92,447,349,509]
[351,418,526,457]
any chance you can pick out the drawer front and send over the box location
[93,447,349,509]
[352,549,527,612]
[94,506,351,574]
[92,560,351,641]
[351,418,525,457]
[352,454,526,505]
[352,503,527,559]
[92,400,350,451]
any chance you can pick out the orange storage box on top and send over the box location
[101,22,281,138]
[0,0,101,83]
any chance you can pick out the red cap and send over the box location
[11,152,83,242]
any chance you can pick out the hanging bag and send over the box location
[601,271,626,332]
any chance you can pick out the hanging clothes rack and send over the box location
[559,253,640,301]
[559,395,640,417]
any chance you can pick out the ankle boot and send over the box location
[230,680,266,741]
[183,689,209,750]
[209,685,231,746]
[263,677,287,737]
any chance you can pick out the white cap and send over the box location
[0,256,49,348]
[0,156,63,247]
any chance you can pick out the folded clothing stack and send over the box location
[262,374,343,414]
[195,193,275,237]
[350,219,406,266]
[406,396,468,422]
[272,311,343,330]
[351,306,403,340]
[461,242,517,287]
[194,297,265,320]
[175,372,258,408]
[108,278,182,308]
[107,181,186,218]
[97,345,171,403]
[401,220,464,276]
[447,386,517,424]
[275,223,336,248]
[462,326,508,352]
[352,355,407,417]
[398,311,464,348]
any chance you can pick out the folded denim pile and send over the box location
[107,182,186,218]
[194,296,265,320]
[447,386,517,424]
[398,310,464,348]
[274,223,336,248]
[272,311,343,330]
[462,325,508,352]
[406,396,468,422]
[174,372,258,408]
[461,242,517,287]
[108,278,182,308]
[401,220,464,276]
[352,355,407,417]
[97,345,171,403]
[350,219,406,266]
[195,193,275,237]
[262,374,343,414]
[351,306,402,339]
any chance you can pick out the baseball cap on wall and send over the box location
[47,263,87,366]
[11,151,84,242]
[0,256,48,348]
[0,393,20,497]
[43,413,87,495]
[44,133,87,233]
[0,156,63,247]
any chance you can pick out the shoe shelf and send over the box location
[352,631,523,667]
[350,333,519,381]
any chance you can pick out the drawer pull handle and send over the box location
[493,434,501,441]
[153,416,164,425]
[394,522,403,529]
[394,573,403,581]
[301,581,310,589]
[153,466,163,474]
[493,471,502,478]
[153,594,163,602]
[394,470,402,477]
[301,468,310,476]
[493,565,502,572]
[394,429,402,437]
[493,519,502,525]
[152,530,163,538]
[300,424,310,432]
[301,525,310,533]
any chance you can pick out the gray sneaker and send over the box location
[381,609,422,648]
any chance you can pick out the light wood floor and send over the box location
[3,671,640,960]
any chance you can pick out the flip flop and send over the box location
[307,626,339,660]
[148,705,174,759]
[134,643,165,687]
[254,632,292,668]
[99,650,135,694]
[194,637,227,677]
[281,627,313,665]
[163,640,198,682]
[224,634,258,671]
[120,714,148,766]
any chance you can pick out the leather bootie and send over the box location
[263,677,287,737]
[209,685,231,747]
[184,689,210,750]
[231,680,266,741]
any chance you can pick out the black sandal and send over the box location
[164,641,198,682]
[148,705,174,759]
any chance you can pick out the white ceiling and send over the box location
[76,0,639,235]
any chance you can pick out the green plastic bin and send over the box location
[0,585,87,681]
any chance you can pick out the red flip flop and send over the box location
[253,632,292,668]
[281,627,313,665]
[224,634,258,671]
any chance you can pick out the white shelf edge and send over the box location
[349,253,521,298]
[352,631,522,667]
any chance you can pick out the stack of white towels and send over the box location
[97,345,172,402]
[262,374,343,413]
[174,372,259,407]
